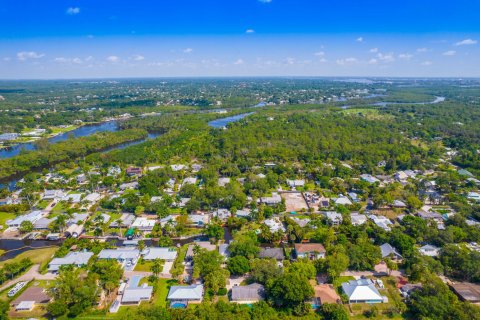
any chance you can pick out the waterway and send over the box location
[0,121,119,159]
[208,112,255,128]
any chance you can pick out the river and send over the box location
[208,112,255,128]
[0,121,119,159]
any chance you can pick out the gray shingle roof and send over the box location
[231,283,264,302]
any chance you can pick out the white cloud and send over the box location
[421,61,433,66]
[183,48,193,53]
[314,51,325,57]
[377,52,395,63]
[234,59,244,65]
[398,53,413,60]
[107,56,120,62]
[54,57,84,64]
[443,50,456,56]
[285,57,295,65]
[246,29,255,34]
[356,37,363,42]
[368,58,378,65]
[66,7,80,15]
[17,51,45,61]
[258,0,272,3]
[455,39,477,46]
[417,48,428,53]
[336,57,358,65]
[132,55,145,61]
[369,48,378,53]
[319,58,327,63]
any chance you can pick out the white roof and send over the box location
[48,251,93,271]
[167,284,203,300]
[132,217,156,228]
[142,247,177,260]
[335,197,352,205]
[16,301,35,310]
[341,279,383,301]
[122,286,153,303]
[98,248,140,260]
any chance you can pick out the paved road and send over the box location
[0,264,57,291]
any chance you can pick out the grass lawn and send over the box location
[0,247,58,268]
[134,259,161,272]
[50,202,69,216]
[153,278,178,307]
[0,212,16,229]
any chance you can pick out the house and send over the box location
[122,285,153,304]
[380,243,403,261]
[348,192,360,202]
[122,276,153,305]
[131,217,156,231]
[67,213,88,226]
[6,210,44,228]
[394,171,409,181]
[458,169,475,178]
[110,213,135,228]
[231,283,265,304]
[341,279,386,304]
[188,214,210,226]
[294,243,326,260]
[449,282,480,303]
[212,208,231,221]
[62,193,82,203]
[98,248,140,268]
[419,244,441,257]
[42,189,65,201]
[287,179,305,189]
[259,248,285,261]
[12,286,51,311]
[171,164,187,171]
[167,284,204,306]
[76,174,87,184]
[218,177,231,187]
[350,213,367,226]
[33,217,55,230]
[126,166,142,176]
[141,247,177,261]
[84,192,102,204]
[318,196,330,208]
[264,218,285,232]
[467,192,480,202]
[334,196,352,206]
[235,209,251,218]
[392,200,407,208]
[360,174,380,184]
[0,198,12,205]
[312,284,341,306]
[48,251,94,273]
[185,241,217,260]
[323,211,343,226]
[0,133,19,141]
[368,215,393,231]
[119,182,139,190]
[260,192,282,205]
[182,177,197,186]
[399,283,423,298]
[417,210,443,224]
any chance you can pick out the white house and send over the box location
[341,279,386,304]
[419,244,441,257]
[48,251,93,273]
[132,217,156,231]
[141,247,177,261]
[167,284,203,307]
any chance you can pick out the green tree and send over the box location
[227,256,251,275]
[19,220,34,234]
[319,303,349,320]
[266,272,314,314]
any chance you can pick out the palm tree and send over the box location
[151,258,162,278]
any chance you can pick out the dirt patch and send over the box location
[281,192,308,212]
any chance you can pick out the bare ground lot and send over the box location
[281,192,309,212]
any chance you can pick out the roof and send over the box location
[142,247,177,260]
[314,284,340,304]
[48,251,93,271]
[231,283,265,301]
[15,301,35,310]
[450,282,480,302]
[98,248,140,260]
[259,248,285,260]
[167,284,203,300]
[12,286,51,305]
[380,243,402,259]
[294,243,326,254]
[341,279,383,301]
[122,286,153,303]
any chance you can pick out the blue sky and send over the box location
[1,0,479,78]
